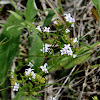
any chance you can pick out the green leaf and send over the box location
[28,34,44,72]
[14,90,38,100]
[24,0,37,21]
[0,11,22,99]
[8,10,23,21]
[92,0,100,8]
[89,64,99,69]
[6,25,17,31]
[48,54,63,71]
[43,10,55,26]
[92,0,100,26]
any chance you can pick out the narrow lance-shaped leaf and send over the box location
[43,10,55,27]
[24,0,37,21]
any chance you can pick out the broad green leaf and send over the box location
[92,0,100,8]
[43,10,55,26]
[24,0,37,21]
[28,34,44,72]
[48,53,63,71]
[0,11,22,99]
[14,90,38,100]
[48,52,90,72]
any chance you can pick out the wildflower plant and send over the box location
[0,0,99,100]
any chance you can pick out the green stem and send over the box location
[10,0,18,11]
[58,0,64,15]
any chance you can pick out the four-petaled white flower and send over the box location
[65,28,70,33]
[73,54,77,58]
[43,27,50,33]
[36,25,41,31]
[73,37,78,43]
[71,23,74,27]
[25,68,36,79]
[66,48,73,56]
[31,71,36,79]
[40,63,48,73]
[13,82,19,91]
[64,13,75,23]
[60,48,67,55]
[28,62,34,68]
[53,21,57,25]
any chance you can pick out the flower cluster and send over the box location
[40,44,51,53]
[73,37,78,43]
[60,44,77,58]
[13,82,19,91]
[64,13,75,23]
[60,44,72,56]
[36,26,50,33]
[25,62,36,80]
[64,13,75,27]
[65,28,70,33]
[40,63,48,73]
[25,68,36,80]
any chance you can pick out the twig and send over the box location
[34,0,43,20]
[55,65,77,99]
[11,57,16,100]
[79,64,89,100]
[45,0,66,25]
[40,0,48,16]
[73,0,76,37]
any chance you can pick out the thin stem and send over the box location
[10,0,18,11]
[55,65,77,99]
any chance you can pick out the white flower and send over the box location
[71,23,74,27]
[60,44,73,56]
[50,97,57,100]
[64,13,75,23]
[40,44,51,53]
[60,48,66,55]
[73,37,78,43]
[65,28,70,33]
[66,48,73,56]
[36,25,41,31]
[28,62,34,68]
[40,63,48,73]
[13,82,19,91]
[54,21,57,24]
[43,27,50,33]
[73,54,77,58]
[64,44,70,49]
[25,68,33,76]
[31,71,36,79]
[25,68,36,79]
